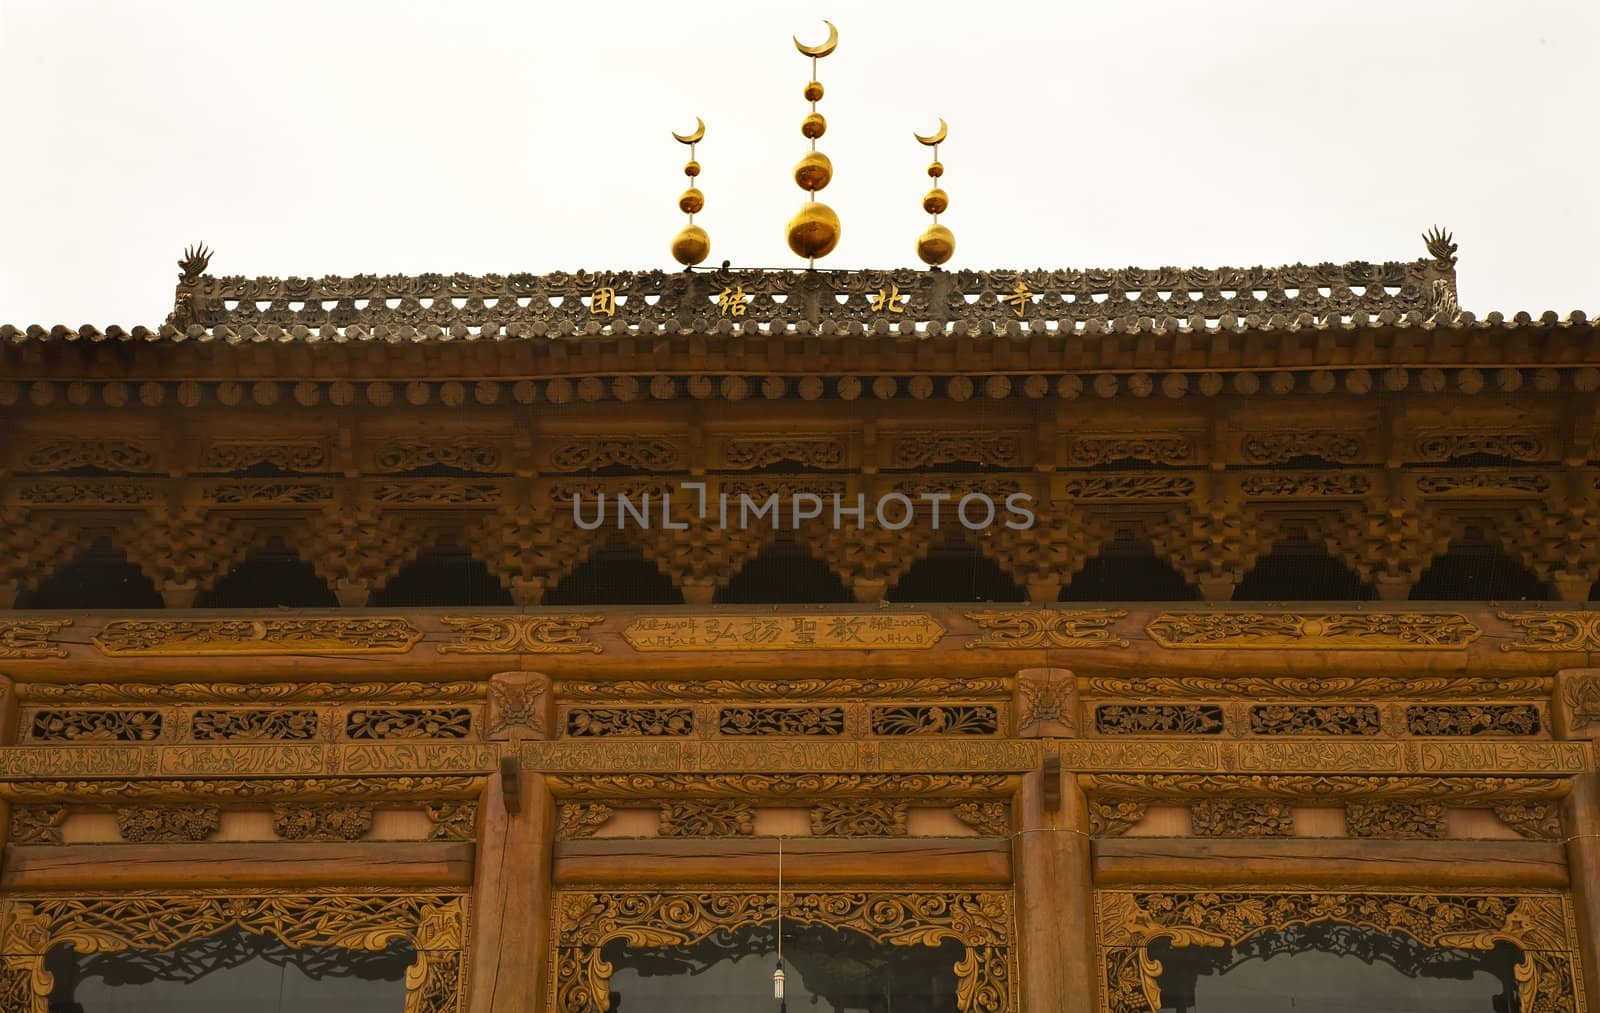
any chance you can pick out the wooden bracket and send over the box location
[499,754,522,815]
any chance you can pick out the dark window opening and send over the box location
[46,930,414,1013]
[371,548,512,607]
[544,545,683,606]
[196,541,338,609]
[604,923,964,1012]
[1150,923,1519,1012]
[1233,532,1374,601]
[1411,530,1550,601]
[18,538,163,610]
[1060,533,1200,601]
[714,540,851,604]
[887,541,1024,603]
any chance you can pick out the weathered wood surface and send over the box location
[2,841,474,889]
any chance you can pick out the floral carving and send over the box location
[1415,471,1550,495]
[566,707,694,737]
[425,801,478,842]
[1081,774,1565,804]
[1096,705,1223,736]
[198,441,327,472]
[1240,431,1363,464]
[1492,802,1562,840]
[560,677,1007,700]
[718,706,845,736]
[1084,675,1548,700]
[1067,436,1192,467]
[1248,705,1381,736]
[1500,610,1600,652]
[10,807,67,845]
[888,432,1023,469]
[953,801,1011,837]
[1563,674,1600,731]
[1344,801,1447,839]
[1146,612,1481,649]
[0,619,71,659]
[659,801,754,837]
[1238,471,1371,497]
[1015,673,1077,736]
[271,803,374,842]
[548,437,680,471]
[1412,432,1543,462]
[372,439,504,473]
[1189,799,1293,837]
[871,705,998,736]
[486,679,547,737]
[345,708,472,740]
[1097,890,1577,1013]
[438,615,604,654]
[809,801,908,837]
[722,436,846,469]
[116,806,222,843]
[31,709,162,742]
[965,609,1129,649]
[93,618,423,656]
[558,803,615,839]
[1405,704,1541,737]
[1088,800,1149,837]
[545,773,1010,799]
[1061,474,1196,500]
[554,889,1012,1012]
[191,708,318,741]
[23,439,154,472]
[0,893,467,1013]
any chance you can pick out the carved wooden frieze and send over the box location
[718,706,845,736]
[1066,435,1192,467]
[1248,704,1382,735]
[558,802,614,839]
[272,803,374,841]
[1237,470,1371,497]
[93,618,423,656]
[809,800,908,837]
[1500,610,1600,652]
[1190,798,1293,837]
[1405,704,1542,736]
[22,438,155,472]
[1240,431,1364,464]
[1146,612,1482,649]
[198,440,328,472]
[952,801,1011,836]
[622,614,945,651]
[371,438,506,474]
[1095,705,1223,736]
[1083,674,1549,700]
[116,806,222,843]
[659,801,754,837]
[522,738,1041,774]
[716,433,848,470]
[1081,773,1568,803]
[965,609,1128,649]
[0,619,70,659]
[544,773,1013,800]
[1493,801,1563,840]
[437,615,603,654]
[1344,801,1447,839]
[547,436,681,472]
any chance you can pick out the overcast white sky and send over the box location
[2,0,1595,325]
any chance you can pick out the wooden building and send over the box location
[1,234,1598,1012]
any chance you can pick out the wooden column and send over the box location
[468,673,557,1013]
[1555,668,1600,1004]
[1013,669,1097,1012]
[0,674,16,846]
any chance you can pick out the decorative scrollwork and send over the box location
[548,437,681,472]
[1413,431,1543,463]
[345,708,472,740]
[1146,612,1481,649]
[558,803,615,839]
[659,801,754,837]
[9,806,67,845]
[270,803,373,841]
[965,609,1129,649]
[1248,705,1381,736]
[553,889,1013,1012]
[566,707,694,737]
[888,432,1024,469]
[23,439,154,472]
[93,618,423,656]
[192,708,318,741]
[719,706,845,736]
[1493,802,1563,840]
[1096,705,1223,736]
[425,801,478,842]
[870,705,998,736]
[1501,611,1600,652]
[1068,436,1191,467]
[1240,431,1363,464]
[1189,799,1292,837]
[952,801,1011,837]
[438,615,604,655]
[372,439,504,473]
[1405,704,1541,737]
[1344,801,1447,839]
[1097,889,1577,1013]
[1089,800,1149,837]
[198,441,327,472]
[809,801,908,837]
[0,619,71,659]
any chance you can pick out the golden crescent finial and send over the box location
[914,118,948,146]
[794,20,839,58]
[672,117,706,145]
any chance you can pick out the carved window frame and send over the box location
[0,890,469,1013]
[551,888,1014,1012]
[1095,888,1585,1013]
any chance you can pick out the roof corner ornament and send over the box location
[1422,225,1457,268]
[786,21,841,267]
[669,119,710,269]
[178,242,213,286]
[914,118,953,268]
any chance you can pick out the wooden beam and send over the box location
[2,841,474,890]
[553,837,1009,886]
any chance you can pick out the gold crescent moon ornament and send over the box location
[793,20,839,58]
[914,118,948,146]
[671,117,705,145]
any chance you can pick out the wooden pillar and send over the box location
[468,673,557,1013]
[1555,668,1600,1004]
[1013,669,1097,1012]
[0,674,16,845]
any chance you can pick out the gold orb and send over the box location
[801,112,827,140]
[671,224,710,267]
[787,202,840,259]
[684,160,701,178]
[922,188,948,215]
[678,187,704,214]
[927,160,944,179]
[916,223,955,266]
[794,150,833,192]
[803,80,824,102]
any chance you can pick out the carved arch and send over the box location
[0,891,468,1013]
[553,889,1014,1012]
[1095,889,1582,1013]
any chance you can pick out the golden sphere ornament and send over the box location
[684,160,700,178]
[671,224,710,267]
[678,188,704,214]
[787,202,840,259]
[803,80,824,102]
[793,150,833,192]
[927,160,944,178]
[801,112,827,139]
[916,223,955,266]
[922,188,948,215]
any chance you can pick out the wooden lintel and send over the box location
[2,841,475,890]
[553,837,1010,886]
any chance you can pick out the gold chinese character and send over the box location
[718,283,749,317]
[590,286,616,317]
[1001,279,1033,318]
[870,284,906,314]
